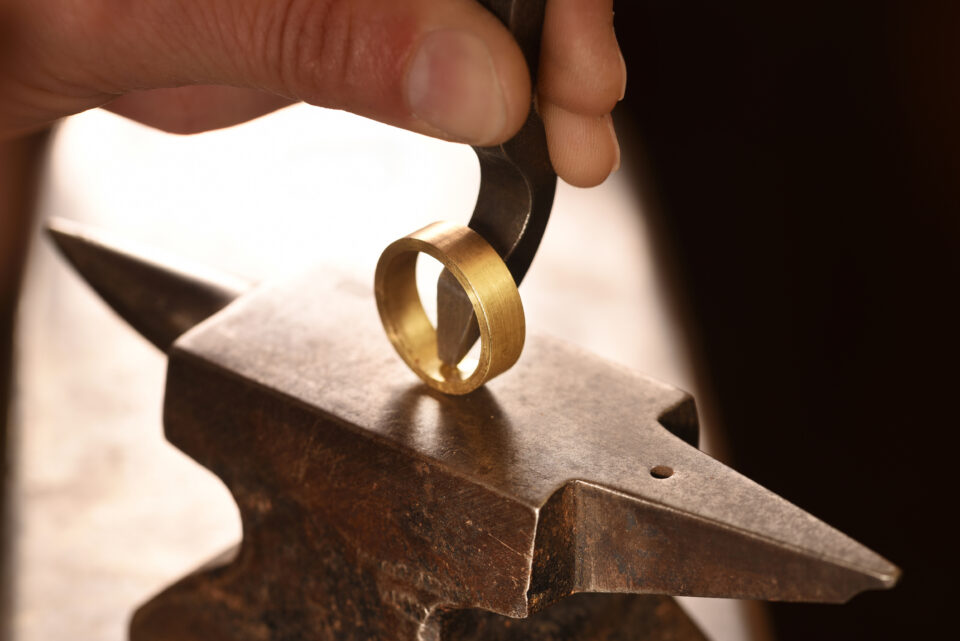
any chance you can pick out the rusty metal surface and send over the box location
[436,0,557,365]
[136,553,706,641]
[432,593,706,641]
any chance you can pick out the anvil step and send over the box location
[47,219,899,641]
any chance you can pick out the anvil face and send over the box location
[151,267,896,638]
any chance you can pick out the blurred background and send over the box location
[2,1,958,640]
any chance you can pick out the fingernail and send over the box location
[618,47,628,101]
[406,30,508,145]
[607,114,621,172]
[613,22,627,101]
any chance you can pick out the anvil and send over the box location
[48,219,898,641]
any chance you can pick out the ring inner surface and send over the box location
[389,250,481,386]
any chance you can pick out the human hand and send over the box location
[0,0,625,187]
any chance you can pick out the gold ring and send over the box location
[374,221,525,395]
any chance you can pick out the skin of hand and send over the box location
[0,0,625,187]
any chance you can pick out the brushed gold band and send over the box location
[374,221,525,395]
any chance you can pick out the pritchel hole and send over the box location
[650,465,674,479]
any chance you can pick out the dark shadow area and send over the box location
[614,2,957,638]
[433,592,706,641]
[0,128,51,636]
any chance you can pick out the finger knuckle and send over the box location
[255,0,416,112]
[264,0,358,106]
[541,2,623,116]
[541,48,621,115]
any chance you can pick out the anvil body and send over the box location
[118,266,895,640]
[47,216,897,640]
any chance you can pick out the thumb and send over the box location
[5,0,531,145]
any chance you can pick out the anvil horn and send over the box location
[47,218,252,351]
[524,395,902,605]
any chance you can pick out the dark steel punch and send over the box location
[436,0,558,366]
